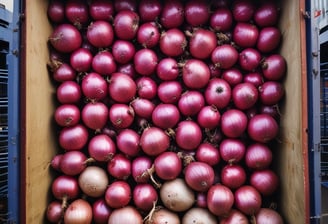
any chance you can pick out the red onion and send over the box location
[160,0,184,28]
[185,161,215,192]
[262,54,287,81]
[64,199,92,224]
[257,27,281,53]
[222,68,243,87]
[138,0,162,22]
[178,91,205,116]
[154,151,182,180]
[107,154,132,180]
[52,175,79,206]
[182,207,217,224]
[109,73,137,103]
[221,164,247,189]
[87,20,114,48]
[210,8,233,32]
[160,28,187,57]
[133,183,158,211]
[219,209,249,224]
[114,0,137,12]
[245,143,273,170]
[137,22,160,48]
[81,72,108,101]
[78,166,109,197]
[233,22,259,48]
[234,185,262,215]
[112,40,136,64]
[47,0,65,23]
[70,48,93,72]
[116,63,137,78]
[54,104,80,127]
[60,151,87,176]
[51,154,63,172]
[92,199,111,224]
[88,134,116,162]
[152,104,180,129]
[205,78,232,109]
[91,51,116,76]
[52,63,76,82]
[182,59,211,89]
[232,0,255,22]
[197,105,221,130]
[145,208,180,224]
[105,181,131,208]
[130,98,155,119]
[250,169,279,196]
[247,114,279,143]
[239,48,261,72]
[113,10,139,40]
[109,104,135,129]
[221,109,248,138]
[219,138,246,164]
[108,206,143,224]
[59,124,89,151]
[134,48,158,76]
[188,28,217,59]
[160,178,195,212]
[65,0,89,26]
[232,82,259,110]
[158,81,182,104]
[49,24,82,53]
[89,0,114,21]
[208,62,222,78]
[136,76,158,100]
[57,81,82,104]
[260,104,281,121]
[46,200,63,223]
[254,1,280,27]
[255,208,284,224]
[207,184,234,216]
[175,120,203,151]
[140,127,170,156]
[244,72,264,87]
[185,0,210,26]
[116,129,140,157]
[258,81,284,106]
[211,44,239,69]
[132,156,152,183]
[196,142,220,166]
[156,58,179,81]
[81,102,108,131]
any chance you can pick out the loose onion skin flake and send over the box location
[47,0,286,223]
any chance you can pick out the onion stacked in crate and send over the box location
[46,0,285,223]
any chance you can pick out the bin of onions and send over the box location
[46,0,285,223]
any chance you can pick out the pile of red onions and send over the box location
[47,0,285,223]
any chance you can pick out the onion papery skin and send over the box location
[140,127,170,156]
[81,102,108,131]
[234,185,262,215]
[182,207,217,224]
[175,120,203,151]
[64,199,92,224]
[78,166,109,198]
[132,156,153,183]
[108,206,143,224]
[185,161,215,192]
[105,181,131,208]
[145,208,180,224]
[59,124,89,151]
[207,184,234,216]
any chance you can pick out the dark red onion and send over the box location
[175,120,203,151]
[130,98,155,119]
[254,1,280,27]
[234,185,262,215]
[65,0,89,26]
[188,28,217,59]
[105,181,131,208]
[87,20,114,48]
[260,104,280,121]
[49,24,82,53]
[208,62,222,78]
[160,28,187,57]
[211,44,239,69]
[109,73,137,103]
[109,104,135,129]
[136,77,158,100]
[137,22,160,48]
[51,154,63,172]
[54,104,80,127]
[140,127,170,156]
[182,59,211,89]
[219,209,249,224]
[138,0,162,22]
[258,81,285,106]
[113,10,139,40]
[232,0,255,22]
[250,169,279,196]
[197,105,221,130]
[243,72,264,87]
[152,104,180,129]
[154,151,182,180]
[178,91,205,116]
[210,8,233,32]
[185,0,210,26]
[133,183,158,211]
[112,40,136,64]
[91,51,116,76]
[117,63,136,78]
[238,48,261,72]
[255,208,284,224]
[52,63,76,82]
[221,164,247,189]
[92,199,112,224]
[156,58,179,81]
[132,156,153,183]
[157,81,182,104]
[47,0,65,23]
[81,102,108,131]
[89,0,115,21]
[205,78,232,109]
[196,143,220,166]
[114,0,137,12]
[222,68,243,87]
[221,109,248,138]
[219,138,246,164]
[207,184,234,216]
[88,134,116,162]
[232,82,259,110]
[116,129,140,157]
[107,154,132,180]
[185,161,215,192]
[233,22,259,48]
[160,0,184,28]
[262,54,287,81]
[81,72,108,101]
[60,151,87,176]
[257,27,281,53]
[59,124,89,151]
[248,114,279,143]
[52,175,79,204]
[245,143,273,170]
[70,48,93,72]
[46,201,63,223]
[134,48,158,76]
[196,192,207,208]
